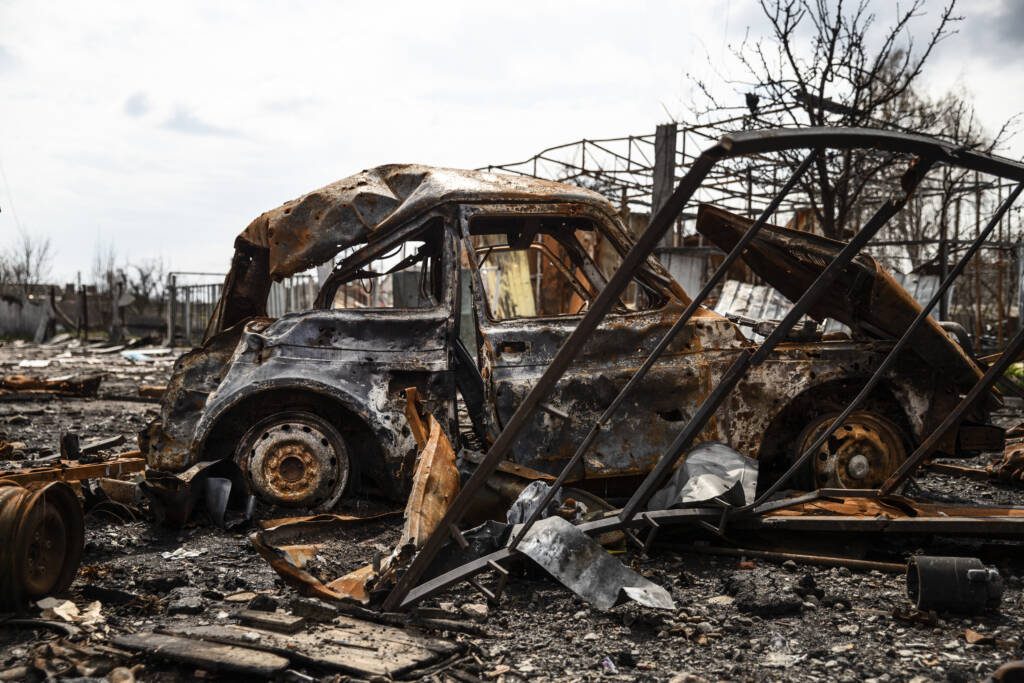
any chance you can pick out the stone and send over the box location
[460,602,489,621]
[167,595,203,615]
[248,594,279,612]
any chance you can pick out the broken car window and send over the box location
[319,229,445,310]
[470,216,664,320]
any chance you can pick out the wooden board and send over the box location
[170,618,460,678]
[113,632,289,676]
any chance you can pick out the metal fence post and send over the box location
[165,274,177,346]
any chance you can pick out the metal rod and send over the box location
[879,321,1024,494]
[382,148,724,611]
[619,157,936,523]
[506,151,817,550]
[676,544,906,573]
[750,182,1024,507]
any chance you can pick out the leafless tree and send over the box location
[91,241,117,294]
[2,230,54,294]
[691,0,1015,241]
[127,257,165,313]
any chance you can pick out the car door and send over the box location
[461,203,728,488]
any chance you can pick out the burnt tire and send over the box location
[793,411,908,490]
[235,411,350,511]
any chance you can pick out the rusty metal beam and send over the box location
[0,453,145,486]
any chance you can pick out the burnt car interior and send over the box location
[316,216,448,311]
[467,215,669,319]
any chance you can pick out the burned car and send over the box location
[142,164,999,511]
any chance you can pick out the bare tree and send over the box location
[127,257,165,314]
[690,0,1015,240]
[91,241,117,294]
[3,230,54,294]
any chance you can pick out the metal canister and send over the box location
[907,555,1003,614]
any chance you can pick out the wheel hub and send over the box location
[240,414,349,509]
[801,412,906,489]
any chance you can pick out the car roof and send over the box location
[237,164,616,279]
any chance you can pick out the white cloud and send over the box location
[123,92,150,118]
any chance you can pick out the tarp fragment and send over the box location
[648,442,758,511]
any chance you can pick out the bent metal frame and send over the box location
[383,127,1024,611]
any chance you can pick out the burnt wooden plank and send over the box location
[236,609,307,634]
[171,621,459,678]
[112,632,289,676]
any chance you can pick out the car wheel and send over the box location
[795,411,907,490]
[235,411,350,510]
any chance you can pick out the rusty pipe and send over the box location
[677,543,906,573]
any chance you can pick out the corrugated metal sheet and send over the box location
[893,272,946,308]
[713,273,944,340]
[658,249,711,301]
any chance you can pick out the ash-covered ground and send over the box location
[2,340,1024,682]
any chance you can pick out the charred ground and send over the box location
[1,341,1024,682]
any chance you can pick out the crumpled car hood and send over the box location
[695,204,982,385]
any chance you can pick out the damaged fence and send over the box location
[492,117,1024,352]
[379,127,1024,612]
[165,272,323,346]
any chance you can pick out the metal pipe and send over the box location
[677,544,906,573]
[751,182,1023,508]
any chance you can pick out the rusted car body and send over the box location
[142,163,997,510]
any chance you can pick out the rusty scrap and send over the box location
[0,373,103,399]
[0,452,145,487]
[990,438,1024,484]
[0,480,84,611]
[137,384,166,399]
[401,387,459,548]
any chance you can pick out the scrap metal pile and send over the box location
[6,127,1024,680]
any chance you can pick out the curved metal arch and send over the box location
[383,127,1024,611]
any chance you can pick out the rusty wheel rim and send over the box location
[238,412,349,510]
[1,481,84,608]
[800,411,907,489]
[22,502,68,596]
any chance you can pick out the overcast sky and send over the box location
[2,0,1023,282]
